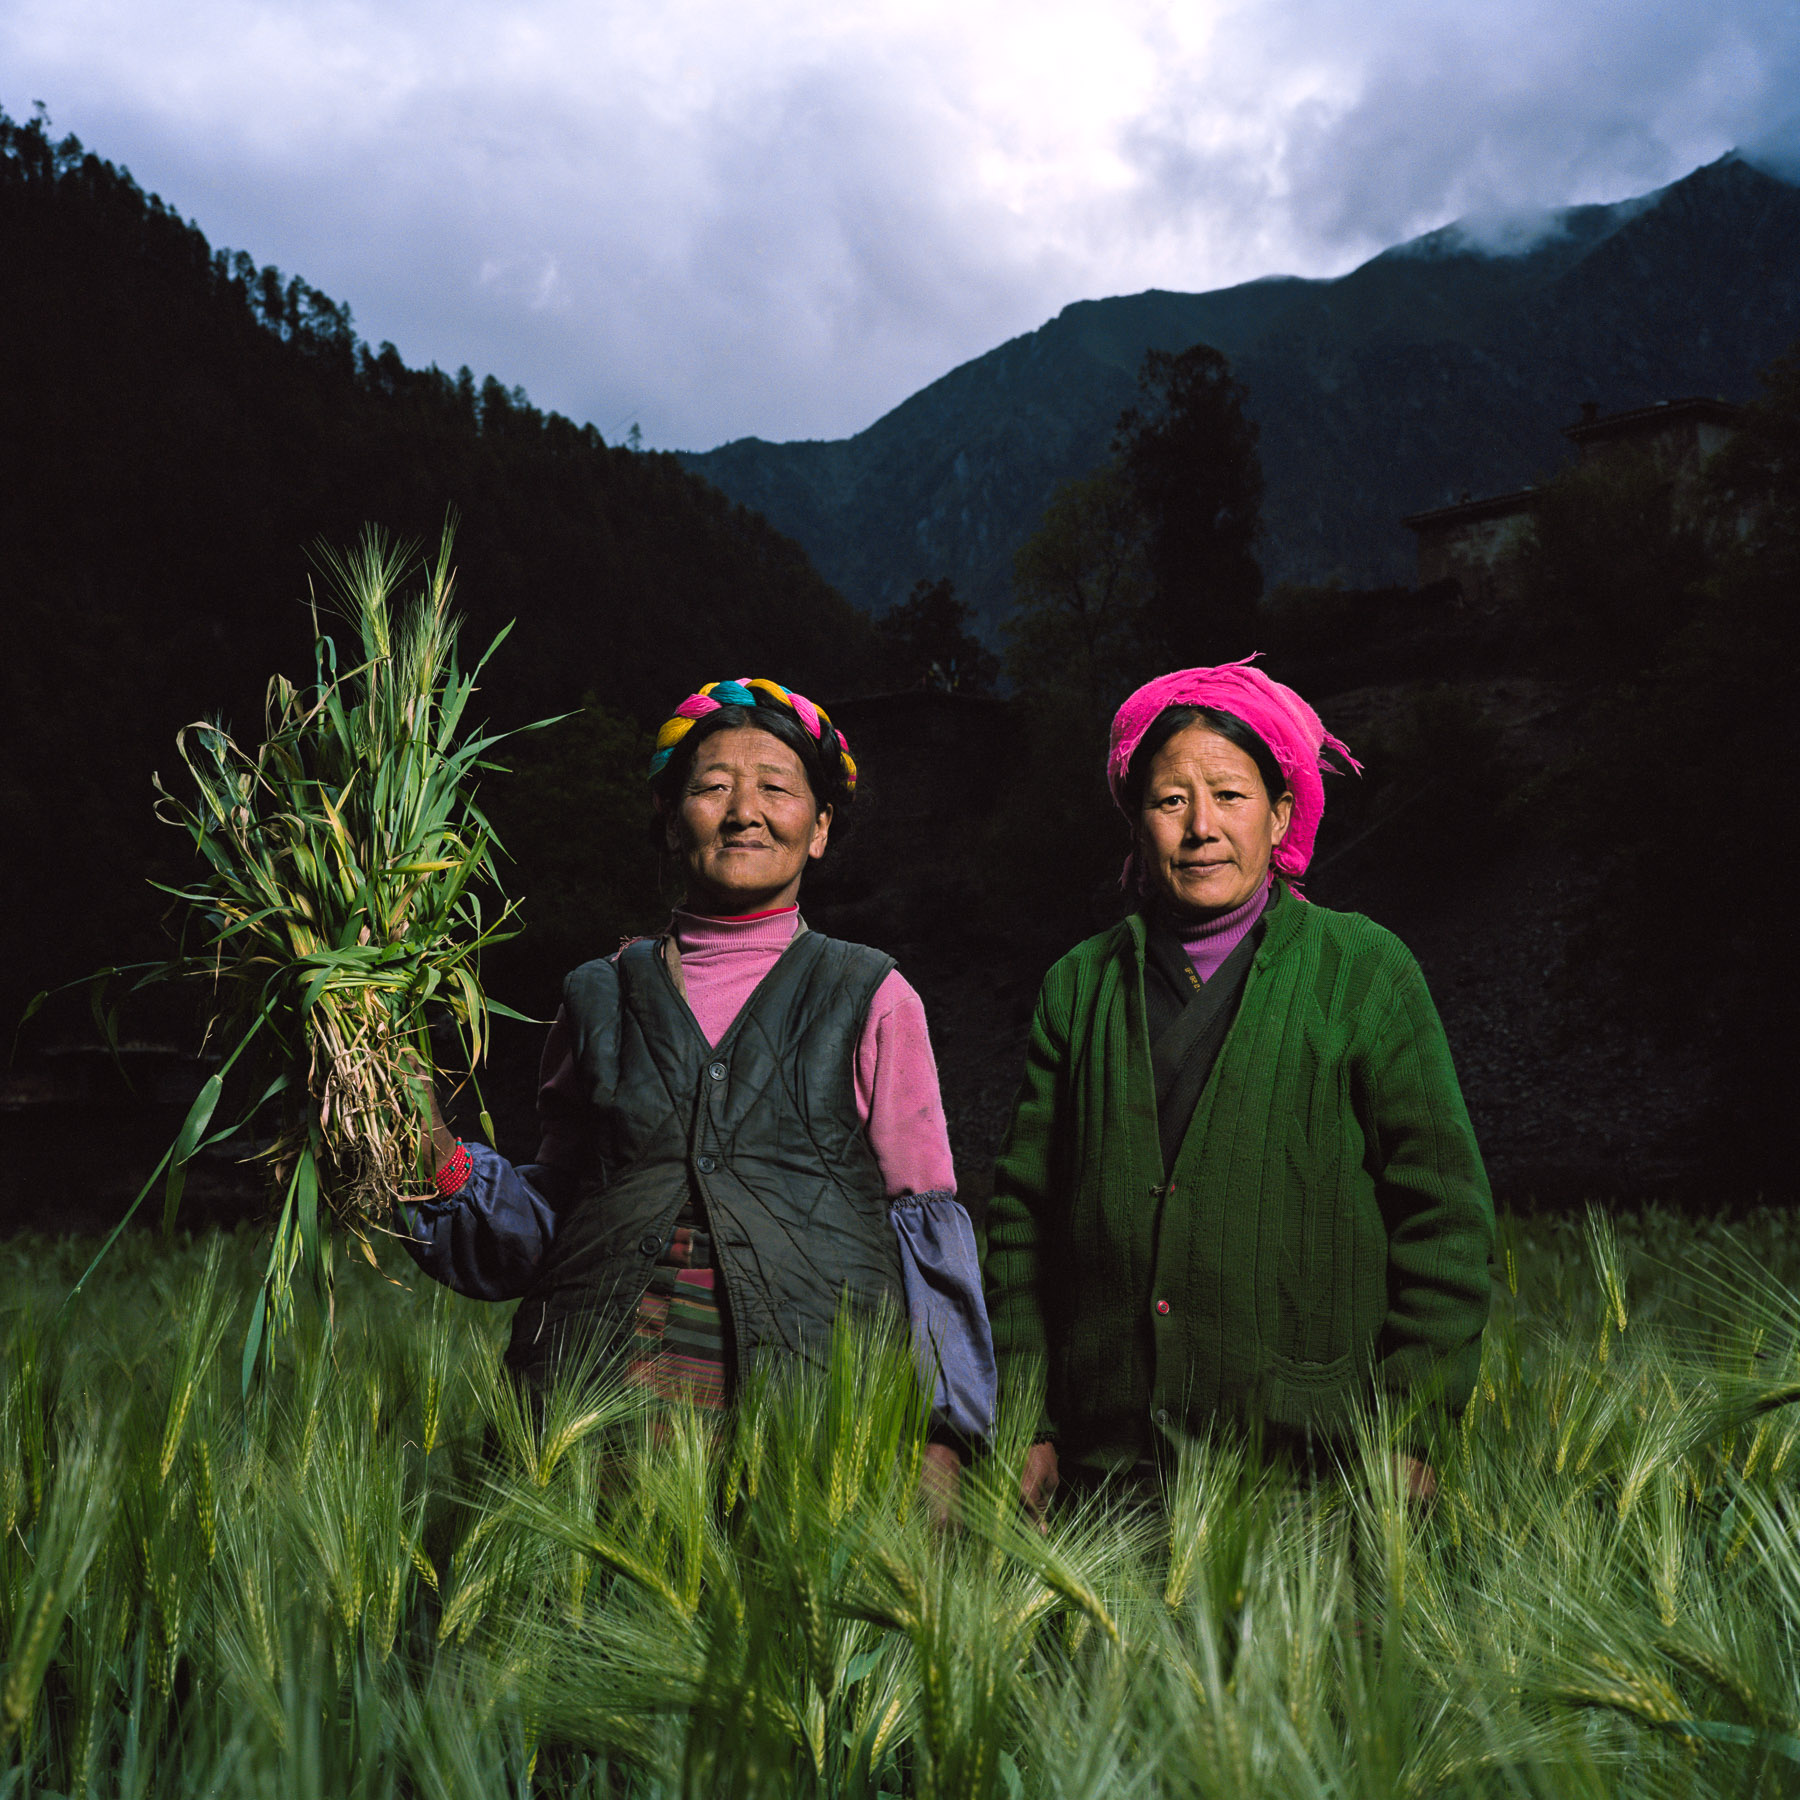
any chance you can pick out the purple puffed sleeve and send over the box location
[401,1144,569,1301]
[892,1190,997,1444]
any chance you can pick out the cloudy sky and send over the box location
[4,0,1797,450]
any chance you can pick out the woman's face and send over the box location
[665,724,831,916]
[1137,724,1293,918]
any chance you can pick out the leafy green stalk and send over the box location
[47,522,556,1387]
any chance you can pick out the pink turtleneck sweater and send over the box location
[1174,882,1270,982]
[532,907,956,1199]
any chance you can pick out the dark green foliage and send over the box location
[1545,349,1800,1190]
[1112,344,1264,666]
[0,104,877,1029]
[479,697,665,987]
[1005,465,1153,727]
[1343,685,1512,880]
[989,345,1265,941]
[1255,579,1476,682]
[996,465,1152,940]
[967,698,1125,945]
[875,579,999,696]
[1255,581,1373,662]
[1005,342,1262,717]
[1514,449,1714,679]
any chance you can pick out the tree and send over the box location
[1005,465,1153,725]
[479,697,662,994]
[1112,344,1263,665]
[875,577,999,695]
[983,465,1161,937]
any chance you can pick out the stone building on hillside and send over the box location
[1400,396,1741,610]
[1401,486,1540,612]
[1561,394,1741,473]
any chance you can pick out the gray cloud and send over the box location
[4,0,1798,450]
[1124,0,1800,266]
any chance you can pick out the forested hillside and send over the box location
[681,154,1800,632]
[0,107,877,1025]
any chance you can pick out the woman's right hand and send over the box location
[401,1050,460,1170]
[423,1086,458,1169]
[1020,1439,1059,1527]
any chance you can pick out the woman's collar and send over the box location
[1127,877,1296,958]
[677,904,801,924]
[669,904,803,952]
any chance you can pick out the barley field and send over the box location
[5,1209,1800,1799]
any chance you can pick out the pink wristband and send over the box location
[433,1142,472,1197]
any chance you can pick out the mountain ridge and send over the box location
[678,154,1800,634]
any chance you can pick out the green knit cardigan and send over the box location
[983,883,1495,1471]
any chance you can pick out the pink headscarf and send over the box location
[1107,656,1359,886]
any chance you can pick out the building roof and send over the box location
[1561,395,1742,448]
[1399,396,1745,540]
[1400,487,1539,534]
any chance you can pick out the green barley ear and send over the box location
[156,1237,230,1484]
[3,1319,55,1530]
[0,1430,115,1754]
[1585,1205,1630,1339]
[409,1282,453,1458]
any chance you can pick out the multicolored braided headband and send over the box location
[647,678,858,800]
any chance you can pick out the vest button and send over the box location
[1155,1299,1170,1315]
[638,1234,660,1257]
[708,1060,727,1081]
[696,1154,717,1174]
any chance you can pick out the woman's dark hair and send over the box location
[1123,705,1289,810]
[649,704,853,821]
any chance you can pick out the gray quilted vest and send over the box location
[504,928,902,1387]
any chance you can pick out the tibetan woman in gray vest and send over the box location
[405,678,994,1465]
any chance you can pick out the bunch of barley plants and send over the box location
[41,524,548,1386]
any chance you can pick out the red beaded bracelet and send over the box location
[433,1142,472,1197]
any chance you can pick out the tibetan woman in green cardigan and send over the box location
[983,660,1494,1509]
